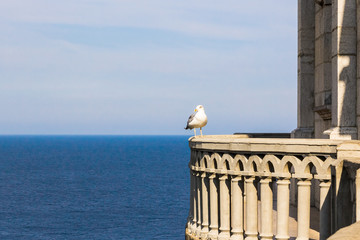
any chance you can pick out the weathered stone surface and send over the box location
[299,56,315,74]
[358,115,360,139]
[331,0,356,28]
[332,55,357,127]
[297,0,315,135]
[298,0,315,30]
[328,221,360,240]
[337,141,360,158]
[189,135,342,154]
[315,37,324,65]
[315,7,324,38]
[186,135,360,239]
[296,0,359,140]
[331,27,357,56]
[291,127,314,138]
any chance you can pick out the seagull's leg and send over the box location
[194,129,196,136]
[200,127,203,136]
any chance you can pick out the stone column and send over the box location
[196,172,202,237]
[313,0,333,138]
[325,0,357,139]
[231,176,244,240]
[201,172,209,239]
[245,176,258,240]
[296,180,312,240]
[260,177,273,240]
[218,174,231,240]
[275,179,290,240]
[208,173,219,240]
[292,0,315,138]
[319,180,331,240]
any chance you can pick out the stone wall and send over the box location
[293,0,359,140]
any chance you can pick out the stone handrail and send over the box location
[185,135,360,240]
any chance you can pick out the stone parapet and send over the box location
[185,135,360,240]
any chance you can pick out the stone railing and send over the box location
[185,135,360,240]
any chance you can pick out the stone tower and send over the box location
[292,0,359,140]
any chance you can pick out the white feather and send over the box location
[186,105,207,129]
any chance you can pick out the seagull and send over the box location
[185,105,208,136]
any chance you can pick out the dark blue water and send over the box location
[0,136,190,240]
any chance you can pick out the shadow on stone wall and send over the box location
[336,0,357,138]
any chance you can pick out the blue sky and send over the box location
[0,0,297,135]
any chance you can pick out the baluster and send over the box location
[191,171,198,234]
[319,179,331,240]
[230,176,244,240]
[218,174,231,240]
[196,172,202,236]
[188,170,195,233]
[245,176,258,240]
[208,173,219,240]
[260,177,273,240]
[275,178,290,240]
[296,179,312,240]
[201,172,209,239]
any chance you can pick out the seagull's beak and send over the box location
[194,109,197,112]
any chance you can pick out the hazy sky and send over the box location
[0,1,297,135]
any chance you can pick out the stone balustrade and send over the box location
[185,135,360,240]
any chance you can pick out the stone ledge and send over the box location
[189,135,345,154]
[233,133,291,138]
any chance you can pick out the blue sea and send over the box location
[0,136,190,240]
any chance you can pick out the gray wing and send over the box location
[185,111,197,129]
